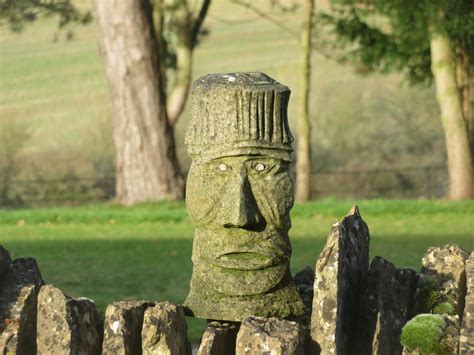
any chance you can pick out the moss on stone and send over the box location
[416,276,442,313]
[416,275,457,316]
[433,301,455,316]
[401,314,449,355]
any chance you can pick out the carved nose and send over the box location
[219,174,262,229]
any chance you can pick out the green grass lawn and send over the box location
[1,199,473,341]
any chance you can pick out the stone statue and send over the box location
[183,72,304,321]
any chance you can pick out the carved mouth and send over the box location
[213,252,277,270]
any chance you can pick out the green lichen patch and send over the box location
[401,314,448,354]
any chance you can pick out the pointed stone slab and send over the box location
[37,284,102,354]
[102,301,154,355]
[198,321,239,355]
[310,206,370,355]
[0,246,11,289]
[460,252,474,354]
[141,302,190,355]
[353,257,418,355]
[0,257,44,355]
[235,316,306,355]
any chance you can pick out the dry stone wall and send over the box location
[37,285,102,354]
[0,206,472,354]
[460,252,474,354]
[353,257,418,355]
[141,302,190,355]
[235,317,306,355]
[198,321,239,355]
[310,206,370,354]
[0,256,44,354]
[102,301,155,354]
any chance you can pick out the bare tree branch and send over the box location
[229,0,299,39]
[190,0,211,49]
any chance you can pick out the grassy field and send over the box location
[1,199,473,341]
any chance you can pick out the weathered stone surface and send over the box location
[460,252,474,354]
[0,246,11,289]
[141,302,190,355]
[37,284,102,355]
[184,72,303,321]
[416,244,468,317]
[0,257,44,355]
[198,320,239,355]
[294,266,314,326]
[310,206,370,355]
[235,316,306,355]
[353,256,418,355]
[102,300,154,355]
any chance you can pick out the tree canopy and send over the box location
[317,0,474,84]
[0,0,91,32]
[317,0,474,199]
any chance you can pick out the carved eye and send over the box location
[217,163,228,172]
[250,162,271,174]
[254,163,266,172]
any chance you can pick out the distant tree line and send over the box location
[2,0,472,202]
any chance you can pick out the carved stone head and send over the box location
[183,72,304,321]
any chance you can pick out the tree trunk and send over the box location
[471,63,474,194]
[295,0,314,202]
[455,49,474,196]
[164,0,211,127]
[93,0,184,204]
[430,31,472,199]
[166,0,193,127]
[152,0,168,92]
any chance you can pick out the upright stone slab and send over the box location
[184,72,303,321]
[460,252,474,354]
[198,321,239,355]
[0,257,44,355]
[416,244,468,317]
[141,302,190,355]
[235,316,306,355]
[102,301,154,355]
[310,206,370,355]
[353,257,418,355]
[37,284,102,355]
[0,246,11,288]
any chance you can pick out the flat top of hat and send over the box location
[193,72,288,90]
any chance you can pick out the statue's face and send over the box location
[186,153,294,296]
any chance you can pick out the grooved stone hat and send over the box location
[185,72,294,161]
